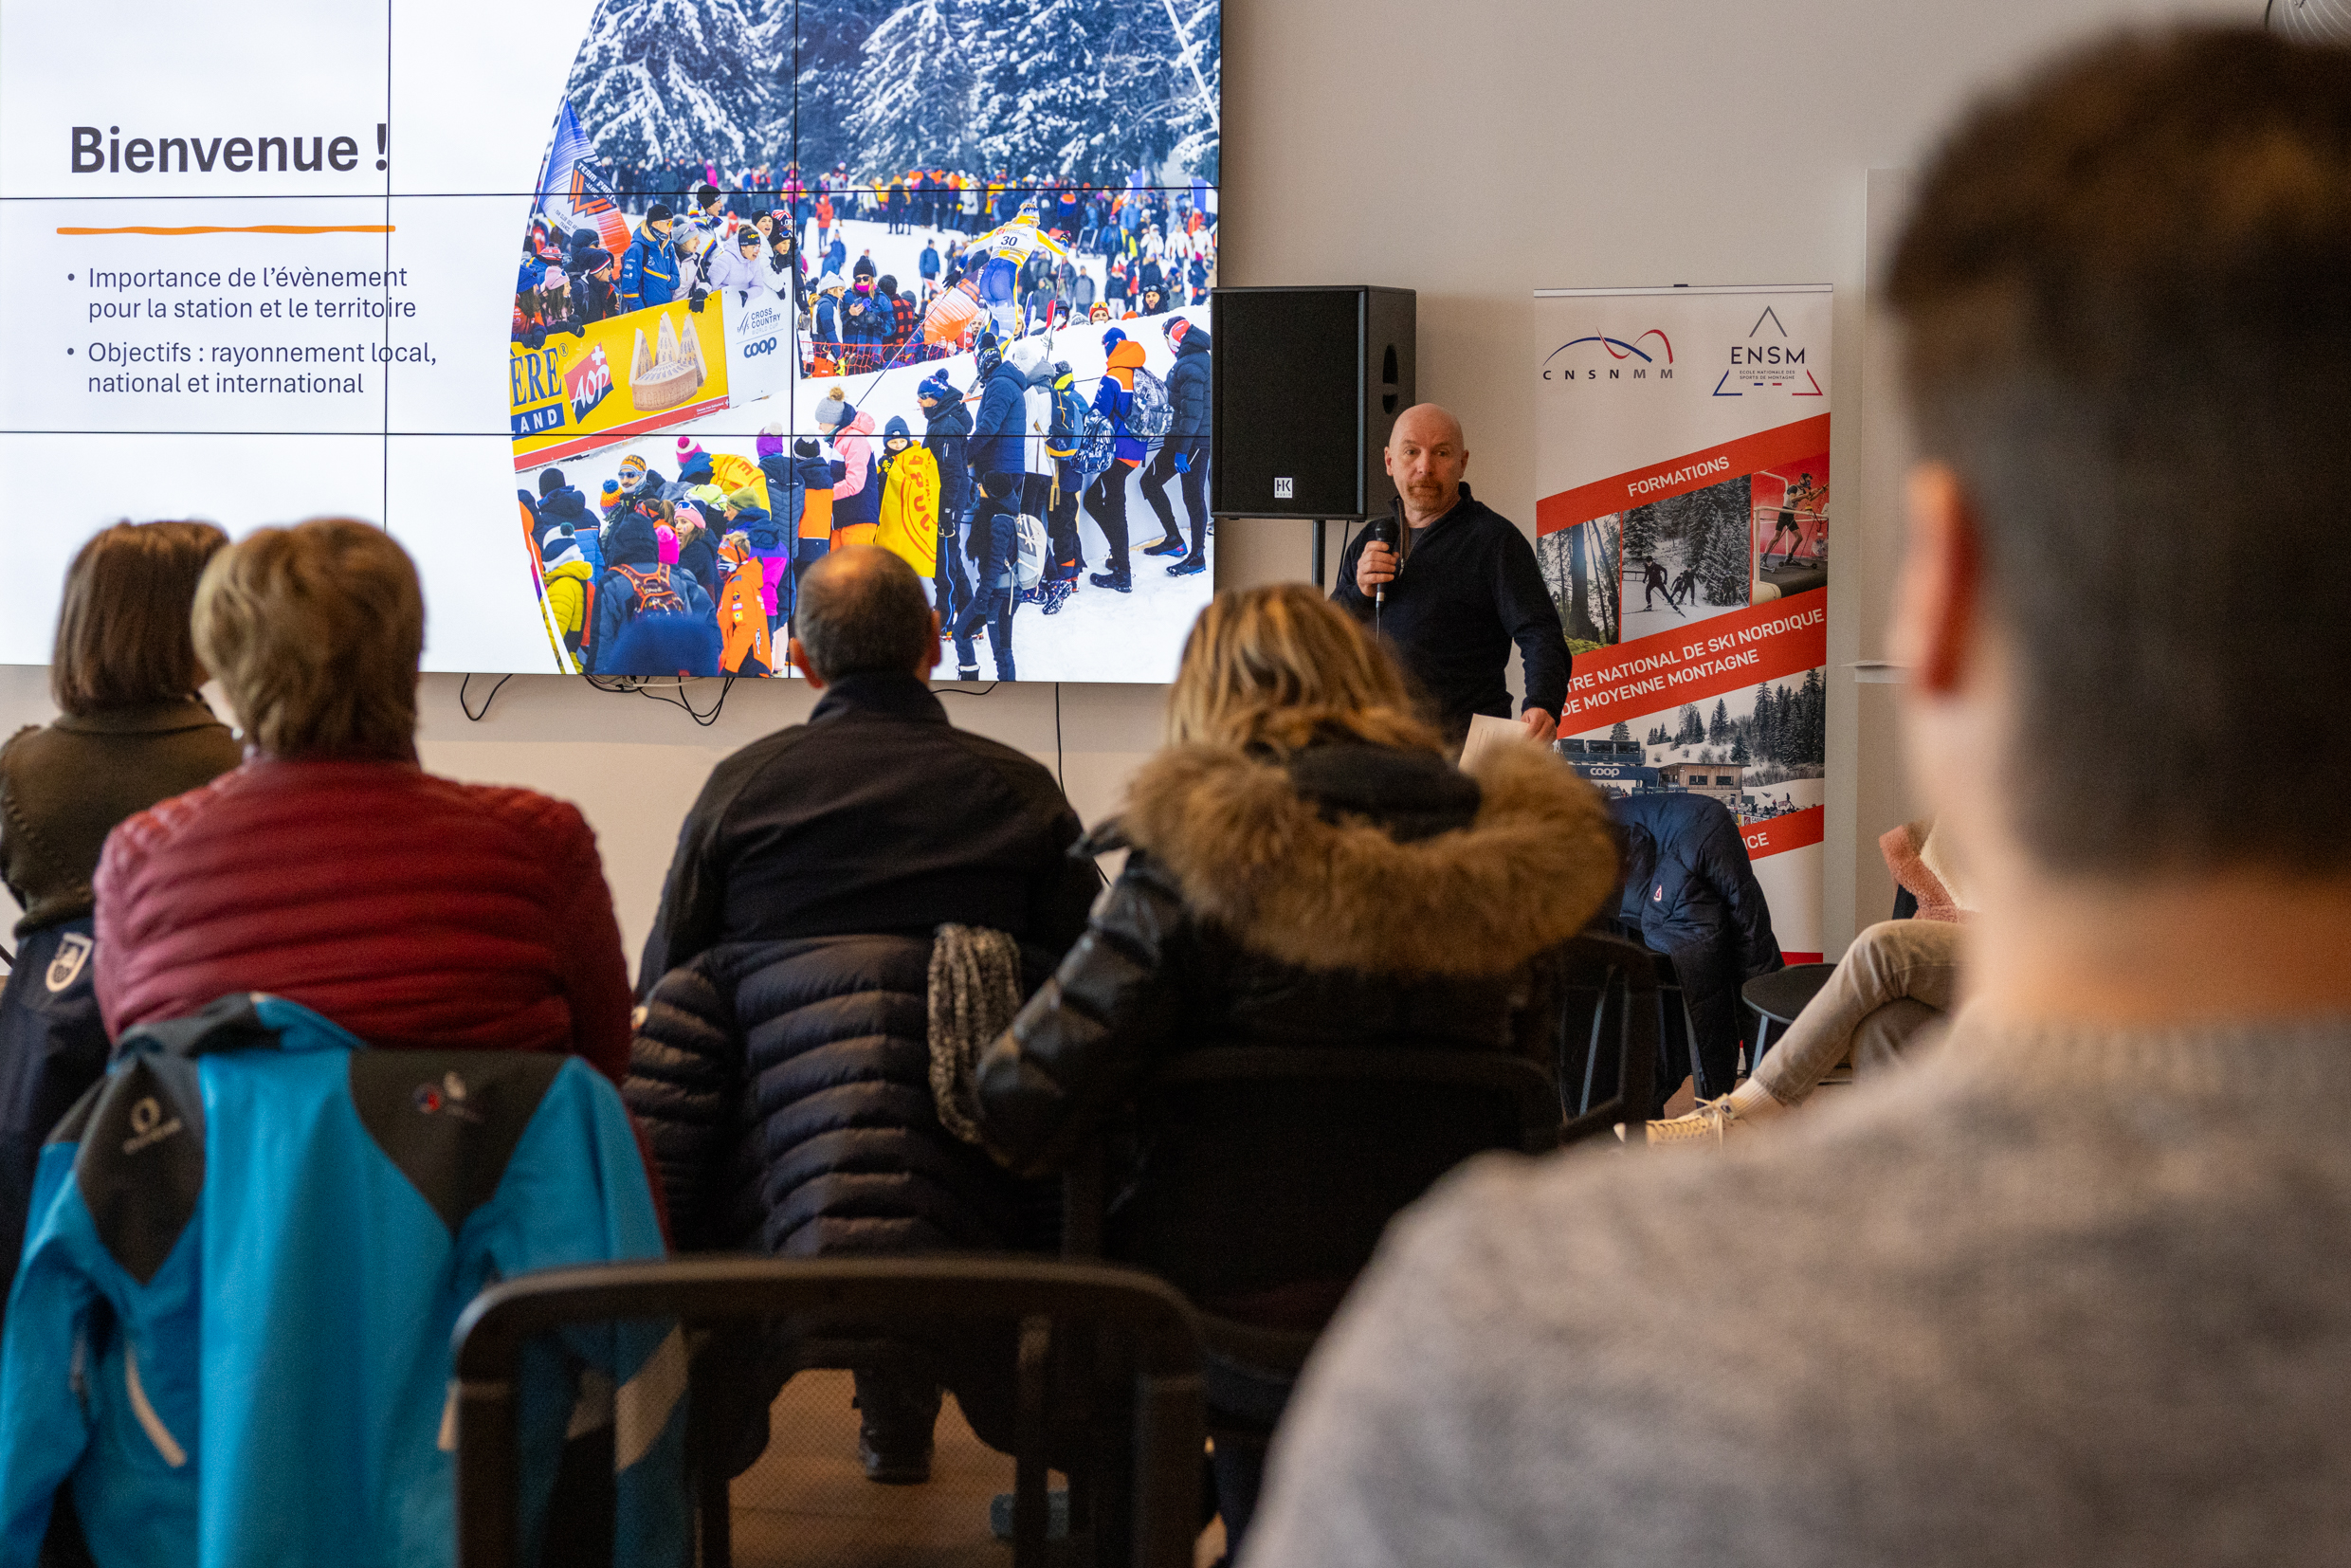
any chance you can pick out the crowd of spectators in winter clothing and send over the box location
[514,164,1215,371]
[519,310,1214,684]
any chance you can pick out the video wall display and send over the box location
[0,0,1220,681]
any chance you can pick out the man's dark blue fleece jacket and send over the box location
[1330,483,1572,735]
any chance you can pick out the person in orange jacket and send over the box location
[713,532,774,676]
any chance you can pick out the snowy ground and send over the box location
[531,216,1213,684]
[1617,547,1745,645]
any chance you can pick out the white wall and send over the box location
[0,0,2254,976]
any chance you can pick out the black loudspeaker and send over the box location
[1211,286,1416,520]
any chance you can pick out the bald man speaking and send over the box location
[1332,405,1571,744]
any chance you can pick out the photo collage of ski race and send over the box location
[511,0,1223,682]
[0,0,1220,682]
[1534,286,1832,960]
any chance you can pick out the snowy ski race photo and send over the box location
[510,0,1222,683]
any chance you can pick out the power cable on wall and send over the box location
[459,673,514,721]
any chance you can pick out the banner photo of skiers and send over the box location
[509,0,1222,685]
[1532,285,1832,961]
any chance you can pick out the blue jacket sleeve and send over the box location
[494,1064,688,1568]
[617,243,645,312]
[0,1155,97,1566]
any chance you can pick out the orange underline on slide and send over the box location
[54,225,396,236]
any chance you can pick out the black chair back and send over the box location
[1113,1047,1558,1336]
[452,1257,1205,1568]
[1556,931,1663,1138]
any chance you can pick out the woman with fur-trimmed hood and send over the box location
[975,582,1616,1169]
[974,583,1615,1549]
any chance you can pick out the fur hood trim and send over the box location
[1121,739,1619,976]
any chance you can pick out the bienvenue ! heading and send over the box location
[69,126,387,174]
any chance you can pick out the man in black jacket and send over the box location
[1332,404,1571,742]
[633,546,1098,1481]
[1139,317,1212,574]
[918,371,974,629]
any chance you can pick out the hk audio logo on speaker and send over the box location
[1274,477,1294,500]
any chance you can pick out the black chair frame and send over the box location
[1558,931,1664,1137]
[452,1256,1206,1568]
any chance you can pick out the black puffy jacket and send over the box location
[1165,324,1211,446]
[924,394,975,531]
[1609,791,1783,1099]
[974,737,1618,1183]
[627,934,1052,1256]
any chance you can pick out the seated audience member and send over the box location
[973,583,1616,1553]
[94,519,633,1082]
[628,545,1098,1483]
[1608,789,1783,1108]
[0,521,242,1293]
[1651,817,1970,1141]
[1244,29,2351,1566]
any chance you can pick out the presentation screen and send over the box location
[0,0,1221,681]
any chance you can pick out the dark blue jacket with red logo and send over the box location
[1609,792,1783,1101]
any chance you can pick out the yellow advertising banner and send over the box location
[510,297,730,468]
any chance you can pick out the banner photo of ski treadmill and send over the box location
[511,0,1224,683]
[1530,283,1832,962]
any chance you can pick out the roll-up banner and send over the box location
[1532,283,1831,961]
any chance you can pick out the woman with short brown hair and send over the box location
[93,519,635,1082]
[0,520,243,1289]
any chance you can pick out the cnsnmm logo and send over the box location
[1541,329,1675,383]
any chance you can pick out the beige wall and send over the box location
[1,0,2251,978]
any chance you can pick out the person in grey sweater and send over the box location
[1244,27,2351,1567]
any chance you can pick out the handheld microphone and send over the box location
[1365,514,1398,611]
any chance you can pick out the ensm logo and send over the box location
[1714,306,1824,398]
[1541,329,1675,384]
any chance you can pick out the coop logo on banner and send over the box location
[723,292,792,406]
[1531,283,1833,960]
[1540,328,1676,386]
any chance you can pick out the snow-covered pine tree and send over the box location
[1692,473,1753,606]
[1754,683,1779,763]
[568,0,780,172]
[1621,503,1660,574]
[1677,703,1704,746]
[1610,721,1632,741]
[1536,529,1577,638]
[793,0,900,173]
[1102,0,1219,180]
[1708,698,1730,745]
[844,0,978,171]
[971,0,1116,181]
[1795,667,1827,764]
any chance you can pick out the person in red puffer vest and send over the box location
[93,518,633,1085]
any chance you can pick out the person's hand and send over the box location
[1521,708,1558,746]
[1355,540,1397,597]
[688,287,708,313]
[1172,451,1191,473]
